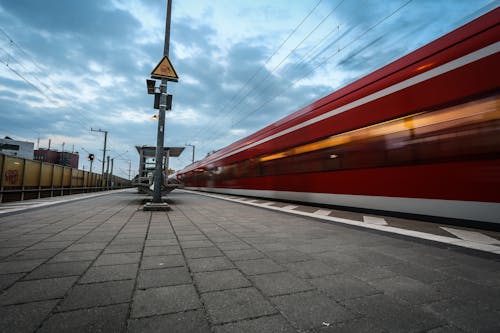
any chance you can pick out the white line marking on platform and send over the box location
[180,190,500,255]
[0,189,133,215]
[315,209,332,216]
[363,216,388,226]
[440,227,500,245]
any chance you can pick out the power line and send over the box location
[189,0,325,141]
[197,0,414,149]
[231,0,414,128]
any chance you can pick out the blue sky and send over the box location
[0,0,497,178]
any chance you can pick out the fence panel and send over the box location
[53,165,63,187]
[40,163,53,187]
[24,160,41,187]
[2,156,24,187]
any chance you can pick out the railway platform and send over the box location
[0,189,499,333]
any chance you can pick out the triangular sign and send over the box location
[151,56,179,81]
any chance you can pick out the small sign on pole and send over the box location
[151,56,179,81]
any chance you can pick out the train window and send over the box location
[257,94,499,177]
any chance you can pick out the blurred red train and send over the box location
[178,8,500,224]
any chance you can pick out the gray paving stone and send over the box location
[111,238,145,245]
[309,274,381,301]
[426,298,500,332]
[38,303,129,333]
[0,247,24,258]
[127,310,211,333]
[65,242,108,252]
[140,254,185,270]
[0,259,44,274]
[312,251,360,265]
[8,248,61,260]
[266,249,313,263]
[439,264,500,287]
[432,278,500,308]
[253,242,290,252]
[350,265,398,282]
[104,243,143,254]
[343,294,445,332]
[0,273,23,290]
[271,290,356,330]
[284,260,339,279]
[202,287,277,324]
[188,256,234,272]
[24,261,92,280]
[27,240,74,250]
[194,269,251,292]
[385,262,450,284]
[313,317,389,333]
[181,239,214,248]
[183,246,223,258]
[234,258,285,275]
[80,263,138,283]
[177,234,208,241]
[213,314,296,333]
[251,271,315,296]
[131,284,201,318]
[58,280,134,311]
[94,252,141,266]
[216,241,252,251]
[0,300,58,333]
[223,248,265,261]
[0,276,77,305]
[49,250,101,263]
[145,239,179,246]
[137,266,191,289]
[143,245,181,256]
[424,324,467,333]
[368,275,447,305]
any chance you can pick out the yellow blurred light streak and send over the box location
[258,96,499,163]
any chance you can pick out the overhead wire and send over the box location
[188,0,324,142]
[0,27,98,131]
[231,0,414,128]
[198,0,413,149]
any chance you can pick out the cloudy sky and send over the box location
[0,0,497,178]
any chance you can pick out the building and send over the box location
[0,137,34,159]
[34,149,79,168]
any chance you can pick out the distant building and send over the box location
[0,137,34,159]
[34,149,79,168]
[33,149,58,164]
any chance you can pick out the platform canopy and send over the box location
[135,145,185,157]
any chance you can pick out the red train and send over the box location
[178,8,500,224]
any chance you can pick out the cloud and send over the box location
[0,0,496,174]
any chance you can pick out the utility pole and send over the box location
[91,128,108,188]
[106,155,110,189]
[186,143,195,163]
[110,158,114,189]
[152,0,172,204]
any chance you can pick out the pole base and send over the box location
[142,202,171,211]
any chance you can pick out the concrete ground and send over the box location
[0,189,499,332]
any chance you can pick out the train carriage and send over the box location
[178,8,500,224]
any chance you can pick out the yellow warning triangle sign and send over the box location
[151,56,179,81]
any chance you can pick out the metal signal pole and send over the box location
[152,0,172,203]
[91,128,108,187]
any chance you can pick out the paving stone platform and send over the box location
[0,189,499,332]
